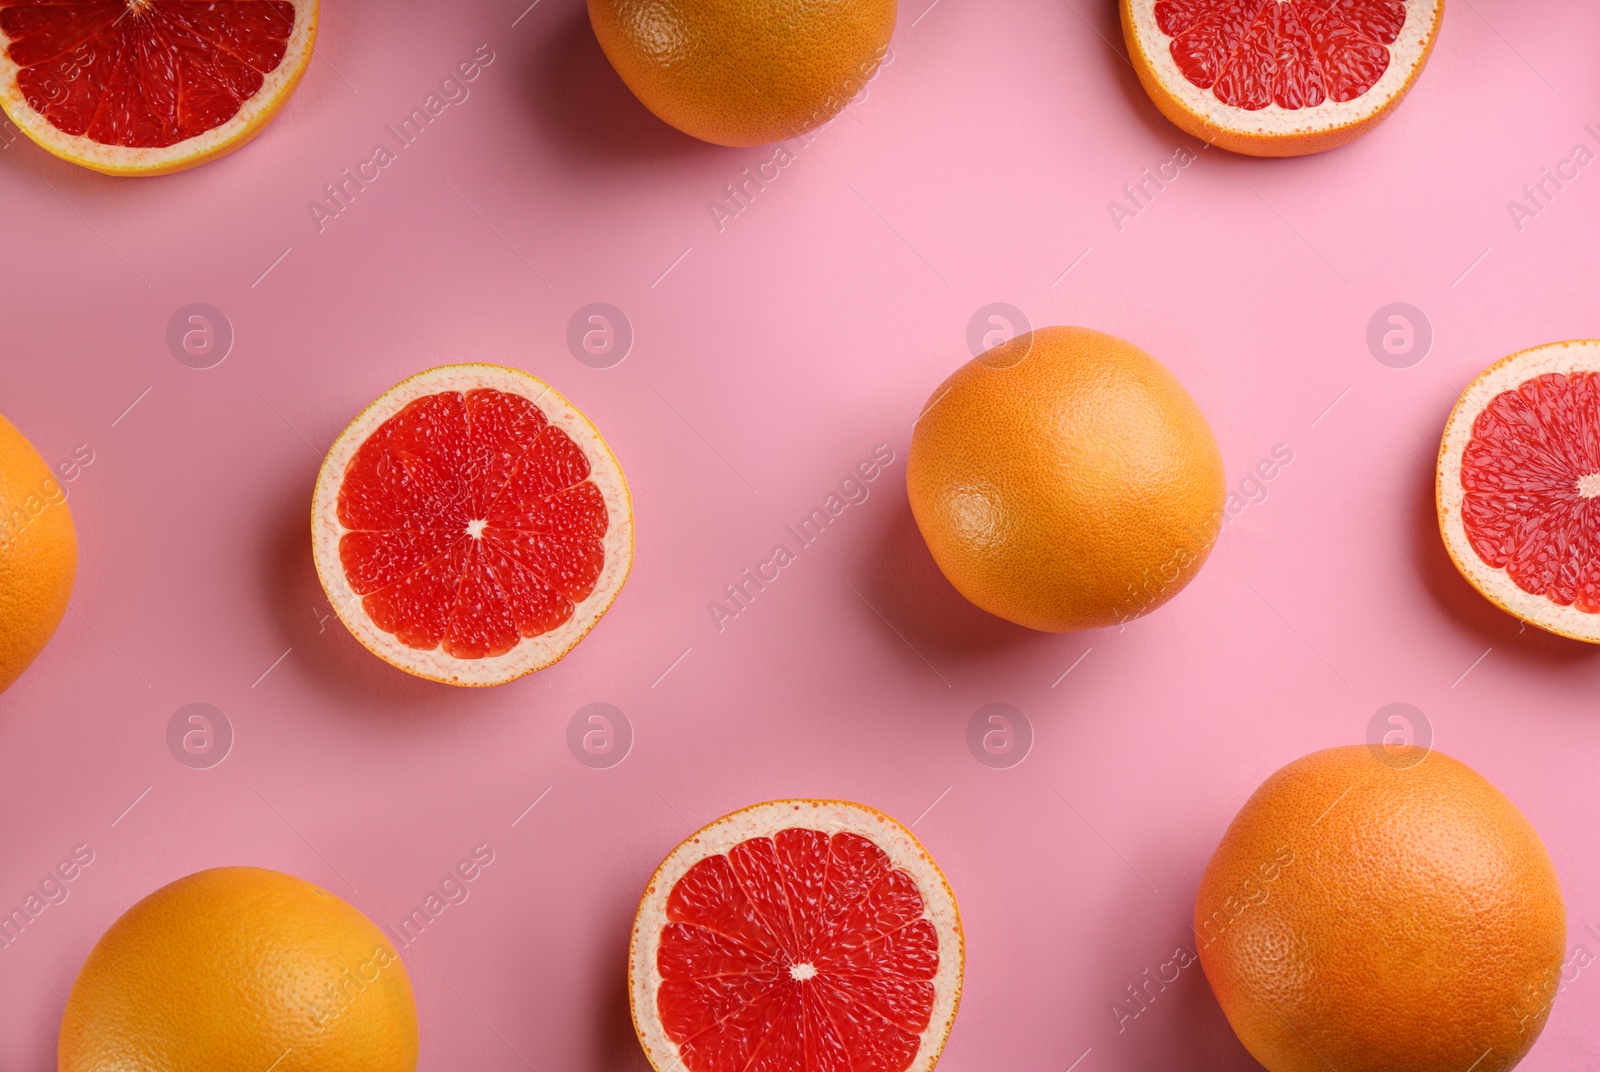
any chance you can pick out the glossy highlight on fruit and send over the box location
[1121,0,1444,156]
[1438,340,1600,644]
[587,0,897,146]
[59,867,419,1072]
[0,412,76,697]
[0,0,318,175]
[630,800,963,1072]
[908,326,1225,632]
[311,364,633,686]
[1197,746,1566,1072]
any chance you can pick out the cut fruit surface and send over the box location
[630,800,963,1072]
[312,364,633,686]
[1120,0,1443,156]
[0,0,317,175]
[1438,341,1600,644]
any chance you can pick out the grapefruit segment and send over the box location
[1438,341,1600,643]
[312,364,633,686]
[0,0,317,175]
[1122,0,1443,156]
[631,800,963,1072]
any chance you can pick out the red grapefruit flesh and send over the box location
[0,0,317,175]
[1121,0,1443,156]
[631,800,963,1072]
[312,365,633,686]
[1438,341,1600,644]
[1160,0,1404,110]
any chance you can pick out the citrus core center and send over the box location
[126,0,153,13]
[466,519,488,539]
[789,962,817,981]
[1579,473,1600,499]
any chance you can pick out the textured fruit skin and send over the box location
[59,867,419,1072]
[907,326,1225,632]
[0,413,76,696]
[587,0,897,146]
[1196,746,1566,1072]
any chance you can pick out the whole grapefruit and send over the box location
[1196,746,1566,1072]
[0,412,75,696]
[907,326,1225,632]
[59,867,418,1072]
[587,0,897,146]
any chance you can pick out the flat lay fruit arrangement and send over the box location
[0,1,1596,1071]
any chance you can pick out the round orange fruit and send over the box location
[907,326,1225,632]
[60,867,418,1072]
[1120,0,1445,157]
[587,0,897,146]
[630,799,963,1072]
[1196,746,1566,1072]
[0,0,318,176]
[0,412,76,696]
[1437,340,1600,644]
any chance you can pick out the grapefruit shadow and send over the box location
[522,3,721,169]
[850,496,1053,667]
[258,473,494,720]
[594,889,653,1072]
[1088,0,1204,149]
[1408,438,1597,668]
[1071,824,1265,1071]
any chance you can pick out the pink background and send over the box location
[2,0,1598,1069]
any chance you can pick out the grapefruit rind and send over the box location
[310,363,634,686]
[1119,0,1444,157]
[1436,340,1600,645]
[629,799,964,1072]
[0,0,318,177]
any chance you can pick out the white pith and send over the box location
[310,364,634,686]
[630,800,965,1072]
[0,0,317,175]
[1124,0,1443,143]
[1436,340,1600,645]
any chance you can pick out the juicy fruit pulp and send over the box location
[658,827,939,1072]
[1156,0,1405,110]
[337,388,610,659]
[1460,372,1600,613]
[0,0,296,146]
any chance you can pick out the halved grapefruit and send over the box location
[1438,341,1600,645]
[630,800,963,1072]
[1120,0,1444,157]
[0,0,317,176]
[311,364,633,687]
